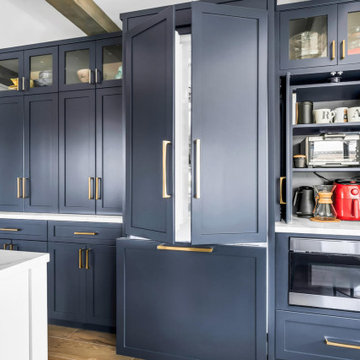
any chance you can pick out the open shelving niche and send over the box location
[283,76,360,223]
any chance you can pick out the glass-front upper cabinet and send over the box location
[96,37,122,88]
[339,2,360,65]
[0,51,23,97]
[280,5,337,69]
[24,47,58,94]
[59,42,96,91]
[59,37,122,90]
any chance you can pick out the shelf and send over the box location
[290,80,360,91]
[293,122,360,135]
[293,168,360,172]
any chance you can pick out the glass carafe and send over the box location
[312,185,338,222]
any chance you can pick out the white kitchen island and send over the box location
[0,250,49,360]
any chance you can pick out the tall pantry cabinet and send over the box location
[117,2,269,360]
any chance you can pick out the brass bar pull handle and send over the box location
[280,177,286,205]
[9,244,13,251]
[157,244,213,253]
[342,40,346,59]
[331,40,336,60]
[22,77,25,91]
[162,140,171,199]
[22,177,27,199]
[195,139,201,199]
[95,177,101,200]
[17,177,21,199]
[88,69,92,84]
[0,228,20,232]
[85,249,91,270]
[325,337,360,350]
[74,232,97,236]
[95,68,99,84]
[88,177,94,200]
[78,249,83,269]
[3,244,7,250]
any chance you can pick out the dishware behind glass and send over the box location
[348,107,360,122]
[333,107,348,123]
[313,109,335,124]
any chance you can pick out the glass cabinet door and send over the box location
[96,37,122,88]
[280,5,337,69]
[24,47,58,93]
[59,42,96,91]
[0,51,23,97]
[339,2,360,65]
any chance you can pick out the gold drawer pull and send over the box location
[17,177,21,199]
[95,177,101,200]
[74,232,97,236]
[162,140,171,199]
[157,245,213,253]
[88,177,94,200]
[341,40,346,59]
[9,244,13,251]
[3,244,7,250]
[78,249,83,269]
[280,177,286,205]
[0,228,20,232]
[331,40,336,60]
[325,337,360,350]
[85,248,91,270]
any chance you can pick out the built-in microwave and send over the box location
[289,238,360,312]
[300,133,360,167]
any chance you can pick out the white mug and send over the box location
[348,107,360,122]
[313,109,335,124]
[333,107,348,123]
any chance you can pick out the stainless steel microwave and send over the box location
[289,238,360,312]
[300,133,360,167]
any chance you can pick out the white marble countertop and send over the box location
[275,217,360,237]
[0,212,123,223]
[0,250,49,278]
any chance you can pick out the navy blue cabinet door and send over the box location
[86,244,116,327]
[116,240,267,360]
[280,6,337,70]
[125,8,175,243]
[0,51,24,97]
[24,47,58,94]
[96,37,122,89]
[96,87,124,215]
[59,90,96,214]
[191,3,267,245]
[24,94,59,213]
[48,242,86,322]
[12,240,47,252]
[0,97,24,211]
[59,42,96,91]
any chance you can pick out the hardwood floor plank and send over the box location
[70,328,117,347]
[49,325,78,339]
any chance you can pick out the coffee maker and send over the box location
[293,186,315,218]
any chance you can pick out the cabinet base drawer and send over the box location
[0,219,47,240]
[276,310,360,360]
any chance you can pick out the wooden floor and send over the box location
[48,325,141,360]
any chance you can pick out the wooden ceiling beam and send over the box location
[45,0,120,35]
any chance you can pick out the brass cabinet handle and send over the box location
[325,337,360,350]
[17,177,21,199]
[157,244,213,253]
[341,40,346,59]
[22,77,25,91]
[3,244,7,250]
[9,244,13,251]
[78,249,83,269]
[88,69,92,84]
[74,232,97,236]
[280,177,286,205]
[331,40,336,60]
[88,177,94,200]
[85,248,91,270]
[0,228,20,232]
[162,140,171,199]
[195,139,201,199]
[95,177,101,200]
[95,68,99,84]
[22,177,27,199]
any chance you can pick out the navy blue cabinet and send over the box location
[24,94,59,212]
[0,97,24,211]
[0,51,24,97]
[59,90,96,214]
[125,2,268,245]
[116,239,267,360]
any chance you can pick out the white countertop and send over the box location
[0,250,49,278]
[0,212,123,223]
[275,217,360,237]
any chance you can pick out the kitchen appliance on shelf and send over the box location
[293,186,314,217]
[334,179,360,221]
[311,185,339,222]
[289,237,360,312]
[301,133,360,168]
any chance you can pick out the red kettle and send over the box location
[333,179,360,221]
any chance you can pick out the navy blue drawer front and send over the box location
[0,219,47,240]
[276,310,360,360]
[48,221,122,245]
